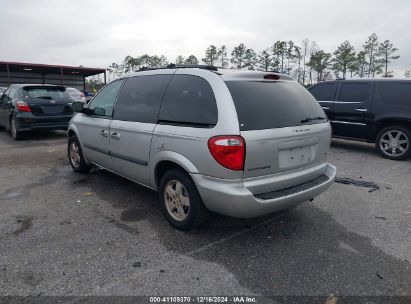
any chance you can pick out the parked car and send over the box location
[68,65,336,230]
[0,84,74,139]
[83,91,95,103]
[66,87,86,103]
[0,87,7,95]
[309,79,411,160]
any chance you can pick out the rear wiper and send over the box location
[33,96,52,100]
[300,116,326,123]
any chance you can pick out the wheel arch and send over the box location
[150,151,199,190]
[373,118,411,141]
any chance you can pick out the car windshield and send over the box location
[225,81,326,131]
[23,87,69,99]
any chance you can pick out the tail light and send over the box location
[16,101,31,112]
[208,135,245,171]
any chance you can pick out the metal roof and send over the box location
[0,61,106,77]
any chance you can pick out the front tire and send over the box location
[68,135,92,173]
[376,125,411,160]
[159,169,208,230]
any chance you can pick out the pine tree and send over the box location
[258,49,272,71]
[202,45,219,66]
[217,45,228,68]
[363,33,382,77]
[378,40,400,78]
[230,43,248,69]
[332,40,356,79]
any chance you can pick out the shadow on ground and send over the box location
[331,139,376,155]
[75,166,410,296]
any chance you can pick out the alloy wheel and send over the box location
[164,180,190,221]
[69,142,81,168]
[379,130,409,158]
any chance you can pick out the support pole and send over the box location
[6,64,10,86]
[60,67,63,85]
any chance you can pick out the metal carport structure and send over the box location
[0,61,106,91]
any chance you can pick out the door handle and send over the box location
[110,132,120,140]
[321,106,330,110]
[100,130,108,137]
[355,108,368,112]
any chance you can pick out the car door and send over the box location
[308,81,338,119]
[78,79,123,170]
[110,74,173,186]
[331,81,373,139]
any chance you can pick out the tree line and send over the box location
[107,33,406,85]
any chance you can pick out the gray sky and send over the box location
[1,0,410,76]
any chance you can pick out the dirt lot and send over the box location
[0,130,410,298]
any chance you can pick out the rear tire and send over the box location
[68,135,92,173]
[159,169,208,230]
[376,125,411,160]
[10,116,20,140]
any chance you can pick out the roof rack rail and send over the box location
[138,64,218,72]
[166,64,218,71]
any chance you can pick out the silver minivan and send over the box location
[68,65,336,230]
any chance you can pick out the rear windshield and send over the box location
[23,87,69,99]
[225,81,326,131]
[67,88,80,94]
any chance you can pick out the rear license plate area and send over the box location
[288,146,312,164]
[41,105,64,114]
[278,145,314,169]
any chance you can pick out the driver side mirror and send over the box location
[93,107,106,116]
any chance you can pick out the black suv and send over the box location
[309,79,411,160]
[0,84,73,139]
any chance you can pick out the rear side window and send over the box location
[378,82,411,105]
[226,81,325,131]
[114,75,172,123]
[309,83,337,101]
[338,83,369,103]
[23,87,69,99]
[158,75,218,127]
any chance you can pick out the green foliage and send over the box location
[217,45,229,68]
[244,49,257,70]
[363,33,382,77]
[258,49,273,71]
[230,43,248,69]
[272,41,287,73]
[184,55,199,64]
[378,40,400,77]
[307,50,332,82]
[85,76,105,92]
[175,55,185,64]
[202,45,218,66]
[106,33,402,84]
[332,40,356,79]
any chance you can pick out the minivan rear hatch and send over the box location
[224,78,330,179]
[23,86,73,116]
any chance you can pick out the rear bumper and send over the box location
[191,163,336,218]
[14,114,72,131]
